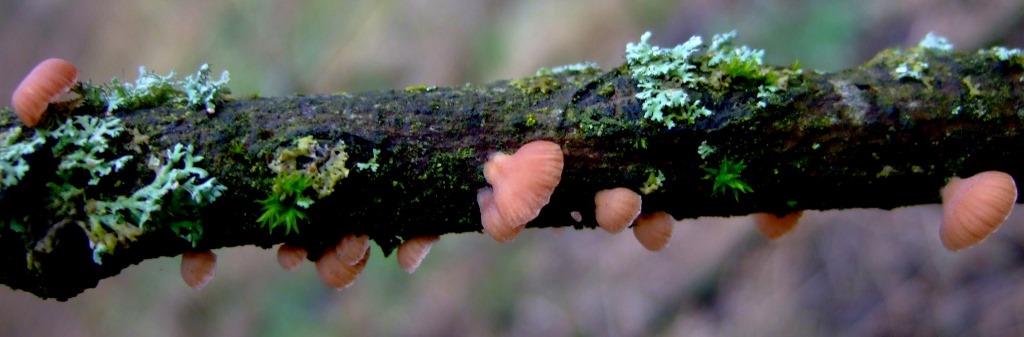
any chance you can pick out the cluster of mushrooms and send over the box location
[10,58,1020,291]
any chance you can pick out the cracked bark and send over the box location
[1,48,1022,300]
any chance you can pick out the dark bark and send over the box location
[1,48,1022,300]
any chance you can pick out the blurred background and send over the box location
[2,0,1024,336]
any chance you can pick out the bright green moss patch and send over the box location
[703,158,753,201]
[259,136,350,234]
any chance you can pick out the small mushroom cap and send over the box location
[483,140,564,227]
[940,171,1017,251]
[180,250,217,290]
[335,234,370,266]
[276,243,307,271]
[478,187,523,242]
[317,244,371,289]
[752,211,803,240]
[633,212,674,251]
[11,58,78,127]
[594,187,642,233]
[397,235,440,274]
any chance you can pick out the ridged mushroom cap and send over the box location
[11,58,78,127]
[478,187,523,242]
[335,234,370,266]
[594,187,642,233]
[316,244,370,289]
[180,250,217,290]
[483,140,564,227]
[276,243,307,271]
[752,211,803,240]
[940,171,1017,251]
[397,235,440,274]
[633,212,674,251]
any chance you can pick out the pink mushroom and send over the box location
[633,212,674,251]
[396,235,440,274]
[11,58,78,127]
[594,187,642,233]
[751,211,803,240]
[478,140,564,242]
[180,250,217,290]
[334,234,370,266]
[940,171,1017,251]
[276,243,307,271]
[316,243,371,289]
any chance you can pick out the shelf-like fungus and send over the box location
[276,243,307,271]
[478,188,522,242]
[940,171,1018,251]
[633,212,674,251]
[397,235,440,274]
[11,58,78,127]
[335,234,370,265]
[478,140,564,242]
[751,211,804,240]
[180,250,217,290]
[594,187,642,233]
[317,243,370,289]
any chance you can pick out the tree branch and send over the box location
[1,44,1022,300]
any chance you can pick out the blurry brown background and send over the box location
[2,1,1024,336]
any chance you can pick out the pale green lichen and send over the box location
[639,169,665,195]
[0,127,45,190]
[93,64,230,114]
[891,33,953,83]
[979,46,1024,81]
[101,67,178,113]
[541,62,600,75]
[86,143,225,261]
[355,149,381,173]
[181,64,231,113]
[47,116,132,185]
[918,32,954,52]
[697,141,716,159]
[626,31,709,128]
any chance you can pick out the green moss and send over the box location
[510,74,560,95]
[703,158,753,201]
[258,136,350,234]
[257,171,314,235]
[404,84,436,93]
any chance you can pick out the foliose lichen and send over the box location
[890,32,954,83]
[83,64,231,114]
[0,127,45,189]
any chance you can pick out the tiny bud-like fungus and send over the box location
[479,140,563,241]
[276,243,307,271]
[180,250,217,290]
[317,245,370,289]
[397,235,440,274]
[940,171,1018,251]
[633,212,674,251]
[752,211,804,240]
[478,187,523,242]
[11,58,79,127]
[594,187,643,233]
[335,234,370,266]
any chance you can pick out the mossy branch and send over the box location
[1,43,1023,300]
